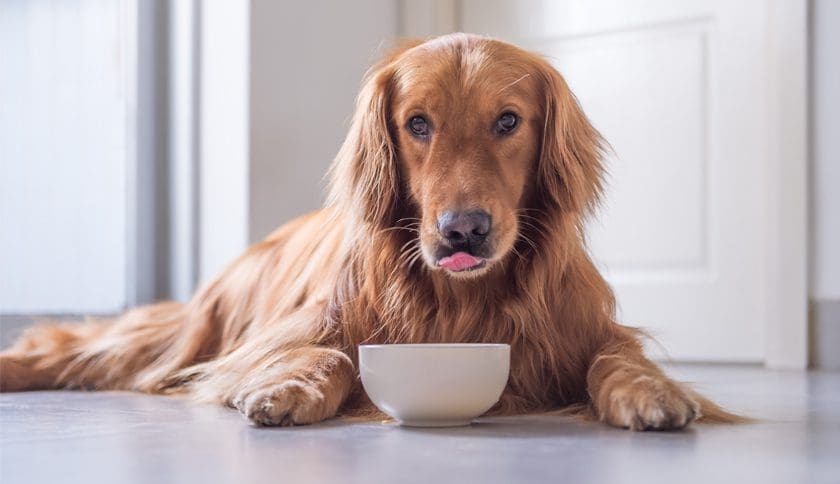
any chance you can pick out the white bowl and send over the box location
[358,343,510,427]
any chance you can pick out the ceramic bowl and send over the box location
[358,343,510,427]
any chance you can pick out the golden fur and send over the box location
[0,34,739,430]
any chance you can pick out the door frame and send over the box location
[762,0,808,368]
[401,0,809,368]
[165,0,251,296]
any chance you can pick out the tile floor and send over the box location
[1,365,838,484]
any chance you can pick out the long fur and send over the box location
[0,34,741,429]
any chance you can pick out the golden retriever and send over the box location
[0,33,737,430]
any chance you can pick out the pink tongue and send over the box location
[438,252,483,271]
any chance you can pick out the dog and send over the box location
[0,33,737,430]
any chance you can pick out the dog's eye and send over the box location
[407,116,430,138]
[495,112,519,135]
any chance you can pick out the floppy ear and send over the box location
[328,41,422,228]
[536,61,607,218]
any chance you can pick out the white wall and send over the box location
[4,0,831,317]
[197,0,251,284]
[812,0,840,301]
[248,0,400,242]
[0,0,130,313]
[196,0,400,282]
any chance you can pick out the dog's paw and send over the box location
[232,379,332,427]
[598,375,700,431]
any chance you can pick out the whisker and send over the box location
[509,244,527,263]
[517,221,549,243]
[395,217,421,224]
[378,226,420,235]
[397,238,419,255]
[516,231,539,254]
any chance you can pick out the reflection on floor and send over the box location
[1,365,838,484]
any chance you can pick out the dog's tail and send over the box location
[0,300,213,393]
[0,232,323,395]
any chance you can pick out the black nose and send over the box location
[437,210,491,248]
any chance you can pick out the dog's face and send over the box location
[333,34,604,280]
[390,41,544,278]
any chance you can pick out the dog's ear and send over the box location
[328,41,422,227]
[536,60,607,218]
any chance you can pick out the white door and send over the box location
[0,0,147,314]
[458,0,807,363]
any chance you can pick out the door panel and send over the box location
[462,0,772,361]
[0,0,129,313]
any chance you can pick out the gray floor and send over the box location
[1,365,838,484]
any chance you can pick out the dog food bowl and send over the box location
[358,343,510,427]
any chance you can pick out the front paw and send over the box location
[232,379,332,427]
[597,375,700,431]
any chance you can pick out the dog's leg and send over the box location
[227,346,355,427]
[586,339,700,431]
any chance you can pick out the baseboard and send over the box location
[810,299,840,370]
[0,314,87,350]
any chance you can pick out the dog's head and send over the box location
[330,33,605,279]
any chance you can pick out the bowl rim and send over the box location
[359,343,510,350]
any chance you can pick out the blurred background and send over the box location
[0,0,836,369]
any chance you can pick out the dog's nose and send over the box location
[437,210,491,248]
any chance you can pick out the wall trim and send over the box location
[196,0,251,284]
[125,0,170,307]
[167,0,201,301]
[763,0,809,369]
[810,299,840,369]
